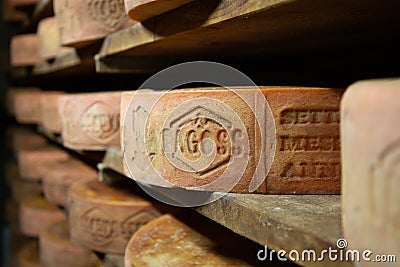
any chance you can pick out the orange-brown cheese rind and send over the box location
[68,180,161,254]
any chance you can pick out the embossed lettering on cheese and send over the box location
[280,136,340,152]
[280,109,340,124]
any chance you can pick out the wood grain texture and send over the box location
[196,194,348,267]
[97,0,400,73]
[124,0,193,21]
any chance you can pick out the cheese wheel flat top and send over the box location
[125,214,252,267]
[69,180,151,205]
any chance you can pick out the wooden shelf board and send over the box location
[32,49,82,75]
[101,147,350,267]
[96,0,400,73]
[94,54,183,74]
[31,41,103,76]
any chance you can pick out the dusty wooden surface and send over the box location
[32,39,102,76]
[196,194,347,267]
[101,146,349,266]
[96,0,400,73]
[32,48,81,75]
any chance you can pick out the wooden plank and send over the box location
[94,54,181,74]
[196,195,346,267]
[32,39,102,76]
[102,146,124,175]
[100,146,350,267]
[32,48,82,75]
[97,0,400,73]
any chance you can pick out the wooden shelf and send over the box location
[29,41,104,77]
[95,0,400,74]
[101,147,350,267]
[32,49,82,75]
